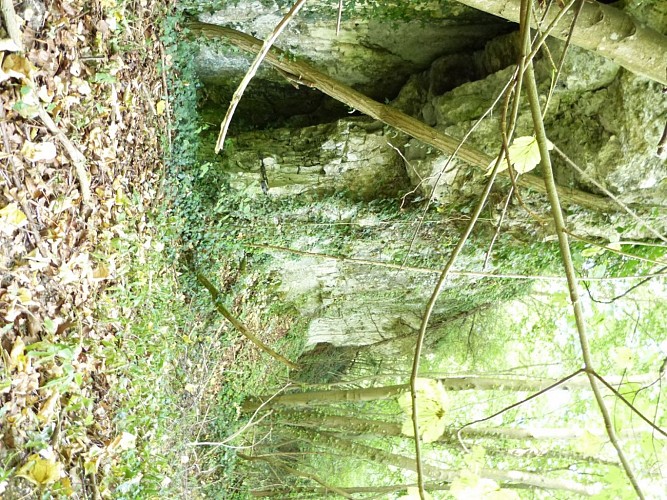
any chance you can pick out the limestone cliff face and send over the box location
[196,0,512,101]
[195,1,667,351]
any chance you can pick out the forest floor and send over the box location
[0,1,255,497]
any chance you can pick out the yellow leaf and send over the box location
[156,100,166,115]
[59,477,74,496]
[17,456,62,486]
[398,378,448,443]
[486,136,554,175]
[93,263,111,280]
[83,445,104,475]
[37,390,60,424]
[17,287,34,305]
[84,456,101,476]
[575,430,605,457]
[0,202,28,235]
[451,472,503,500]
[9,337,26,371]
[610,346,634,370]
[1,53,35,80]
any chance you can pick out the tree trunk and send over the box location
[280,410,590,441]
[242,384,407,412]
[244,373,655,410]
[250,482,453,497]
[296,428,601,495]
[454,0,667,86]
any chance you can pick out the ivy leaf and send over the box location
[486,136,554,175]
[16,456,63,486]
[13,85,40,118]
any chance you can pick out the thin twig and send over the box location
[483,189,513,269]
[456,369,584,452]
[159,42,173,153]
[189,262,300,370]
[214,0,308,153]
[36,106,92,205]
[401,74,516,268]
[541,0,585,115]
[591,371,667,438]
[190,383,291,447]
[1,0,24,51]
[566,231,667,267]
[496,0,580,229]
[554,145,667,243]
[409,132,507,499]
[406,12,543,494]
[240,453,356,499]
[580,265,667,304]
[336,0,343,36]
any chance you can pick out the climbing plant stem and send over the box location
[523,23,645,498]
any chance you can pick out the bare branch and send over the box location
[213,0,308,153]
[456,369,585,450]
[554,145,667,243]
[591,371,667,439]
[188,259,300,370]
[1,0,24,52]
[36,106,92,205]
[522,0,645,492]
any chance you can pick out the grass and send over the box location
[92,188,262,498]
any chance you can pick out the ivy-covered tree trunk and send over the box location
[292,428,600,495]
[243,373,653,410]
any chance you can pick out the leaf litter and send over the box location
[1,0,173,496]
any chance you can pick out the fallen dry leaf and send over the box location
[21,140,58,162]
[0,202,28,235]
